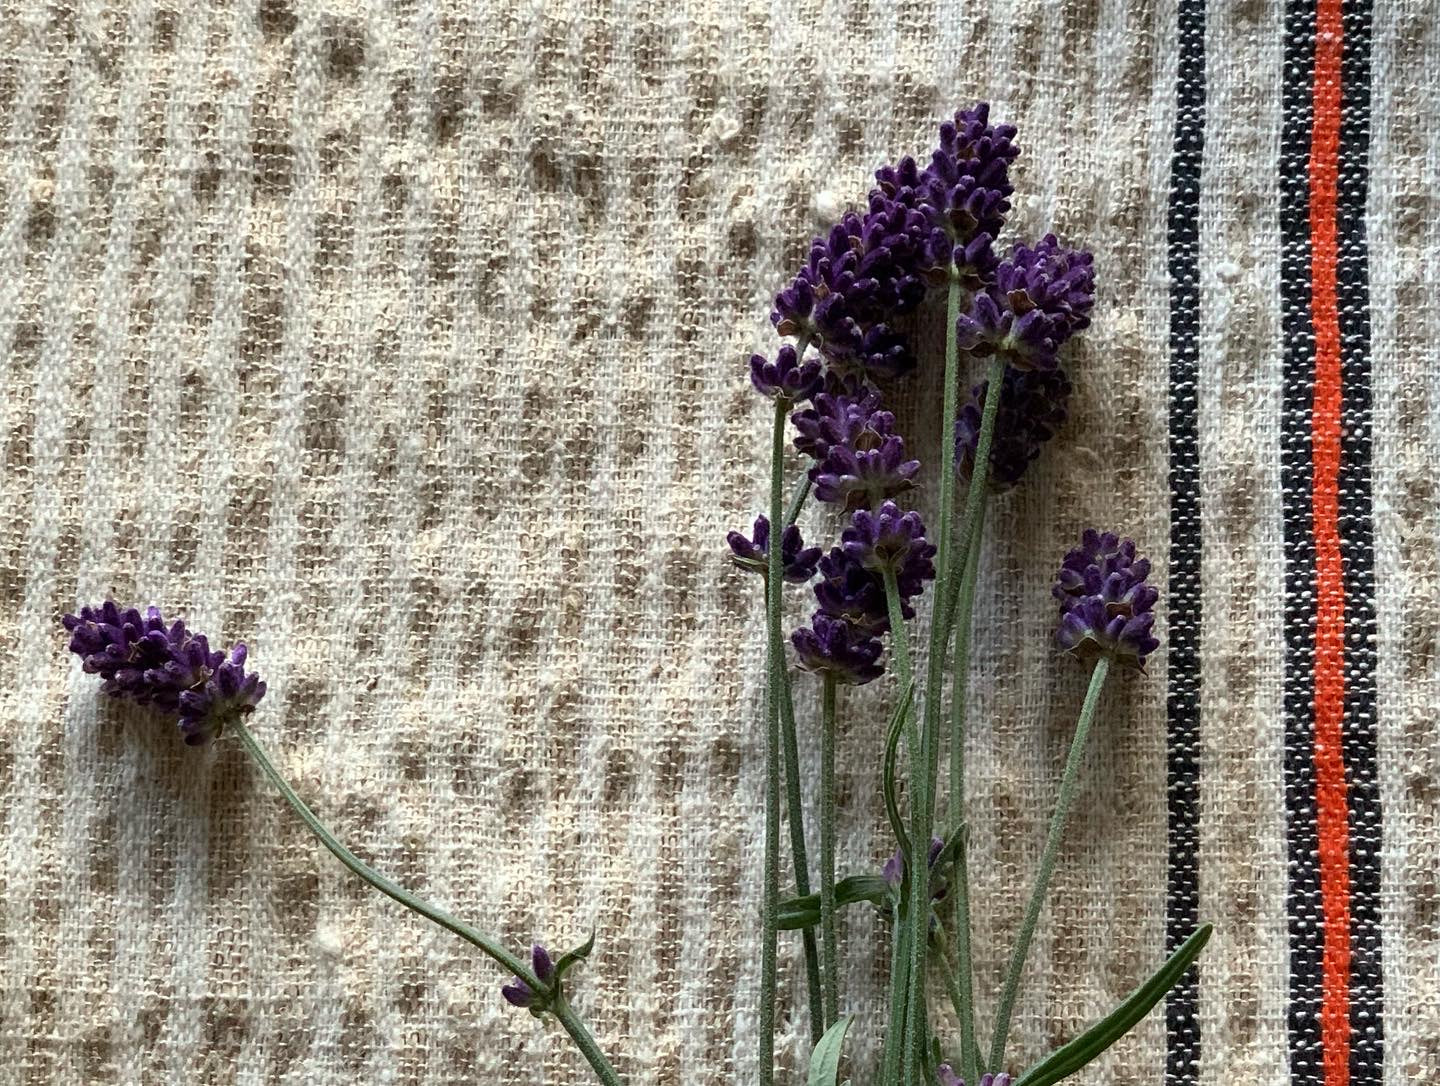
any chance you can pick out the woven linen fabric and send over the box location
[1,0,1437,1083]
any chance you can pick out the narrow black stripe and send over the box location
[1164,2,1205,1082]
[1280,0,1324,1082]
[1336,1,1384,1080]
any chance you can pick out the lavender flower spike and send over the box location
[500,944,556,1010]
[812,432,920,511]
[791,613,884,686]
[1053,531,1160,669]
[62,602,266,744]
[812,547,903,636]
[726,515,822,583]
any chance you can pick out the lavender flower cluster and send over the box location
[62,602,266,744]
[729,103,1099,684]
[1053,530,1159,668]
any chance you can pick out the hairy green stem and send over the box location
[759,394,789,1086]
[880,566,919,1083]
[881,898,911,1086]
[778,660,825,1044]
[881,567,915,689]
[948,501,987,1085]
[230,720,622,1086]
[818,676,840,1027]
[930,918,969,1052]
[553,998,626,1086]
[939,356,1007,653]
[988,655,1112,1073]
[902,275,981,1083]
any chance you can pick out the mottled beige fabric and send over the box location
[0,1,1435,1084]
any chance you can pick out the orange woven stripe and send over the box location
[1308,1,1352,1082]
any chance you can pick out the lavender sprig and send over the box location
[62,603,623,1086]
[989,533,1157,1070]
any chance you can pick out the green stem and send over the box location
[881,898,911,1086]
[819,675,840,1027]
[880,566,918,1084]
[759,392,790,1086]
[988,656,1112,1073]
[553,998,626,1086]
[940,357,1007,652]
[902,274,977,1084]
[778,658,825,1044]
[930,918,969,1044]
[948,501,987,1085]
[229,720,622,1086]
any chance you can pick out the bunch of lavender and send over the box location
[60,103,1207,1086]
[727,103,1209,1086]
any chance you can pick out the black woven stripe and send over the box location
[1336,0,1384,1079]
[1280,0,1324,1082]
[1164,2,1205,1082]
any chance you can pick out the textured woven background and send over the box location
[0,1,1435,1083]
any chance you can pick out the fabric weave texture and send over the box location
[0,1,1436,1084]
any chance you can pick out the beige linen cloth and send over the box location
[0,1,1436,1083]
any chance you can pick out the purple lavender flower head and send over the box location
[812,431,921,511]
[62,602,266,745]
[791,382,888,462]
[500,944,556,1011]
[957,236,1095,371]
[788,379,907,511]
[1053,531,1160,669]
[938,1068,1011,1086]
[749,344,823,403]
[812,547,904,636]
[954,366,1072,490]
[841,501,937,583]
[875,103,1019,278]
[771,209,922,379]
[791,613,884,686]
[726,515,822,583]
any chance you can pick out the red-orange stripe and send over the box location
[1307,1,1351,1083]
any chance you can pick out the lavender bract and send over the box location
[1053,530,1160,669]
[62,602,266,744]
[727,515,822,583]
[954,365,1072,490]
[501,944,555,1010]
[790,613,885,686]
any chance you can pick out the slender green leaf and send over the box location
[778,875,892,930]
[807,1016,853,1086]
[554,931,596,982]
[1014,924,1213,1086]
[882,681,915,862]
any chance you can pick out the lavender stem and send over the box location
[988,654,1111,1072]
